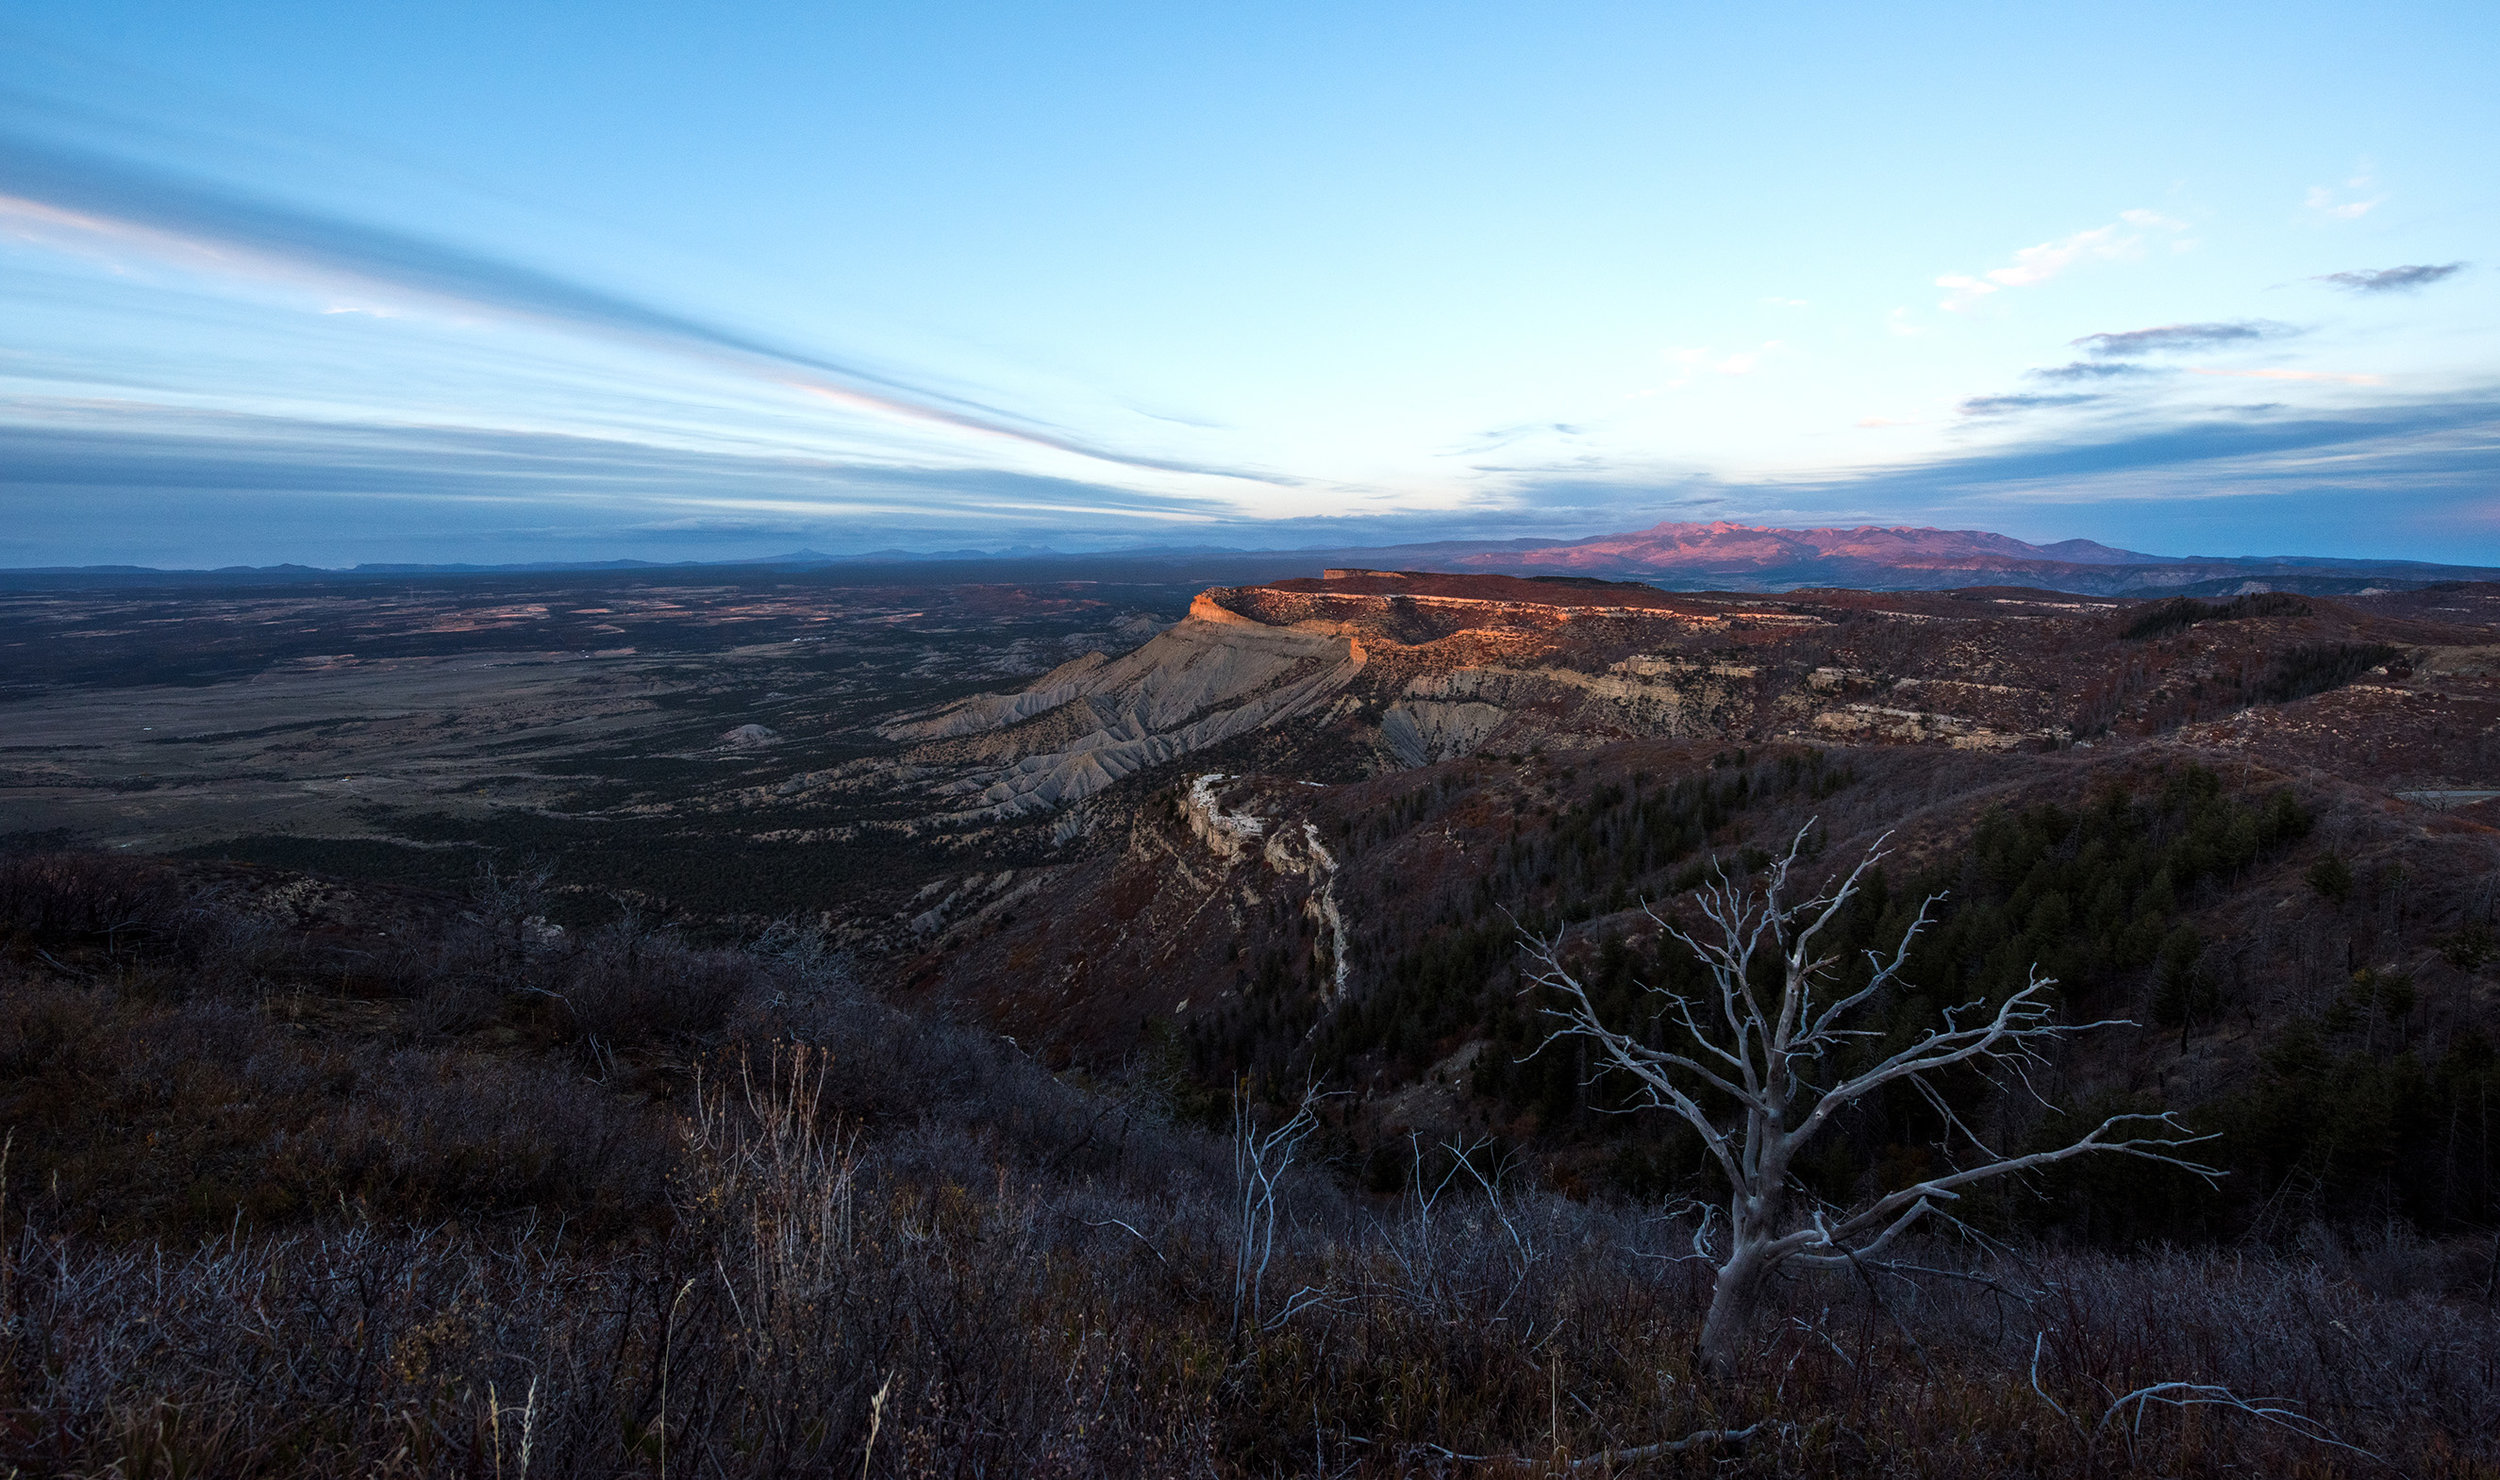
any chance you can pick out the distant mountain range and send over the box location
[7,520,2495,597]
[1448,520,2500,596]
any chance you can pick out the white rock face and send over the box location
[1385,660,1733,755]
[1380,700,1509,767]
[879,606,1368,818]
[879,654,1111,741]
[1288,821,1352,1003]
[1181,773,1352,1001]
[1182,772,1268,861]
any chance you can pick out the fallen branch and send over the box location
[1080,1217,1167,1265]
[2096,1382,2384,1467]
[1573,1422,1766,1468]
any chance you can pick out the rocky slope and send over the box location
[841,572,2500,842]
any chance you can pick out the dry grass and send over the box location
[3,1044,2493,1477]
[0,850,2494,1476]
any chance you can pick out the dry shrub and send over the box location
[2,1040,2492,1478]
[0,856,2494,1476]
[0,851,182,940]
[552,919,756,1050]
[0,974,674,1243]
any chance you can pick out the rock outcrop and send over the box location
[878,594,1367,817]
[847,570,2476,831]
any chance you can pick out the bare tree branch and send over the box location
[1514,822,2222,1377]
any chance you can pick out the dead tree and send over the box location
[1518,824,2219,1378]
[1230,1079,1330,1339]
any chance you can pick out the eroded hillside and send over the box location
[857,571,2500,835]
[886,572,2500,1237]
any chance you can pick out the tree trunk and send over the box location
[1697,1237,1771,1379]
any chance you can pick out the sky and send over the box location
[2,1,2495,568]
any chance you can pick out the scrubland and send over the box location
[2,848,2494,1478]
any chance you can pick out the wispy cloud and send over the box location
[2030,361,2159,382]
[1657,341,1782,389]
[2187,367,2385,386]
[0,404,1231,525]
[2071,320,2295,358]
[0,130,1270,485]
[2316,262,2467,293]
[1935,210,2185,312]
[1452,422,1587,455]
[1479,393,2500,554]
[1959,392,2103,417]
[1831,396,2500,503]
[2305,174,2384,220]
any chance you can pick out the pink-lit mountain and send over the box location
[1441,519,2491,595]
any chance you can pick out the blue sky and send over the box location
[2,1,2494,567]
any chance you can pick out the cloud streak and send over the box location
[1935,210,2184,312]
[0,130,1269,485]
[2030,361,2158,382]
[1958,392,2103,417]
[2071,320,2294,358]
[2317,262,2467,293]
[0,406,1231,525]
[1817,396,2500,504]
[15,390,2500,568]
[2187,367,2385,386]
[1480,392,2500,560]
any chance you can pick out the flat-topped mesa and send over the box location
[1280,569,1708,609]
[853,570,2481,828]
[1196,571,1819,646]
[1183,589,1265,626]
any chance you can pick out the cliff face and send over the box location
[856,573,2500,833]
[869,575,1776,821]
[876,598,1368,818]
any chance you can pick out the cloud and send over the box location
[1475,391,2500,565]
[0,129,1271,485]
[621,515,818,535]
[32,391,2492,568]
[2070,320,2294,358]
[2305,175,2384,220]
[1452,422,1588,455]
[1959,392,2104,417]
[0,405,1231,534]
[1799,396,2500,559]
[1658,341,1782,388]
[2030,361,2160,382]
[1830,396,2500,501]
[1936,210,2185,311]
[1762,297,1809,309]
[2316,262,2467,293]
[2187,367,2385,386]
